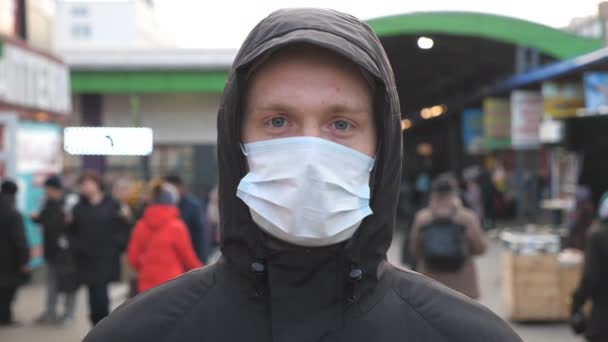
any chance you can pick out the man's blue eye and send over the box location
[334,120,350,130]
[271,117,287,128]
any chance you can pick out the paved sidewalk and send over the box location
[0,282,128,342]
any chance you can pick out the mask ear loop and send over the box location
[240,143,248,156]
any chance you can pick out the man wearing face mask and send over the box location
[84,8,521,342]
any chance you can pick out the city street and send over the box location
[0,233,581,342]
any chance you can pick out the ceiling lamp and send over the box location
[401,119,412,130]
[417,36,434,50]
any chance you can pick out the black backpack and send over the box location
[421,213,467,271]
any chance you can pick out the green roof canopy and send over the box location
[71,11,603,94]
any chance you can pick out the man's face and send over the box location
[242,46,376,157]
[44,187,62,200]
[79,178,99,198]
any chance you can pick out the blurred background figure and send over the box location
[478,165,498,230]
[69,170,131,326]
[463,167,484,221]
[398,178,416,268]
[0,180,30,327]
[127,180,202,294]
[410,174,487,299]
[32,176,77,326]
[571,192,608,342]
[566,185,595,251]
[165,175,208,263]
[206,185,220,257]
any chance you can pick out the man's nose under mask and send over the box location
[237,136,374,247]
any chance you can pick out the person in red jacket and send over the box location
[127,180,202,293]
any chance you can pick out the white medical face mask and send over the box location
[236,137,374,247]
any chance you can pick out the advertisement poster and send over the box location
[542,81,584,119]
[483,98,511,150]
[583,72,608,114]
[16,122,63,267]
[461,109,484,154]
[511,90,543,149]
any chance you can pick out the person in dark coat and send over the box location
[69,171,130,325]
[32,175,77,325]
[165,175,207,263]
[84,9,521,342]
[566,186,595,251]
[0,180,29,326]
[571,193,608,342]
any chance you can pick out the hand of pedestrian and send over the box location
[30,213,39,221]
[569,311,586,335]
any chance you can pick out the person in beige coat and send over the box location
[410,174,487,299]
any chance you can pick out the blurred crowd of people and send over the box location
[0,170,217,328]
[398,165,608,341]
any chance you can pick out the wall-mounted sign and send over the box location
[64,127,154,156]
[539,119,564,144]
[542,81,584,119]
[483,98,511,150]
[583,72,608,115]
[511,90,543,149]
[461,108,484,154]
[0,40,71,115]
[17,122,62,173]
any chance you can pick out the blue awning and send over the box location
[488,47,608,94]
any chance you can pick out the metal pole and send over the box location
[130,94,150,181]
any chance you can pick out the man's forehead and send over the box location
[246,43,376,94]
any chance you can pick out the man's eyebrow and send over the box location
[251,103,294,114]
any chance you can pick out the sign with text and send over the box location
[64,127,154,156]
[511,90,543,149]
[0,41,71,115]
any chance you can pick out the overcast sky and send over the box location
[153,0,604,48]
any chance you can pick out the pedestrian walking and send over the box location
[0,180,30,327]
[69,170,130,325]
[32,175,77,326]
[571,192,608,342]
[165,175,208,263]
[410,174,488,299]
[127,180,202,293]
[84,9,521,342]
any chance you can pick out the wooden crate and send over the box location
[503,253,563,321]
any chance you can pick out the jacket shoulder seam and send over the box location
[390,266,451,342]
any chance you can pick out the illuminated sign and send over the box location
[64,127,153,156]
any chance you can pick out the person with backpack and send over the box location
[127,180,202,293]
[410,174,487,299]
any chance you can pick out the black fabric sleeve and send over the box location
[572,233,599,313]
[10,212,30,268]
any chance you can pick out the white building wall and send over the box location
[0,0,16,37]
[54,0,166,52]
[102,93,220,144]
[26,0,55,52]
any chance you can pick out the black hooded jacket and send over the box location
[84,9,521,342]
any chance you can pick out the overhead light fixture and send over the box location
[430,105,443,117]
[421,108,432,119]
[417,36,434,50]
[401,119,412,130]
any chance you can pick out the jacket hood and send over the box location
[217,8,402,284]
[141,205,180,231]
